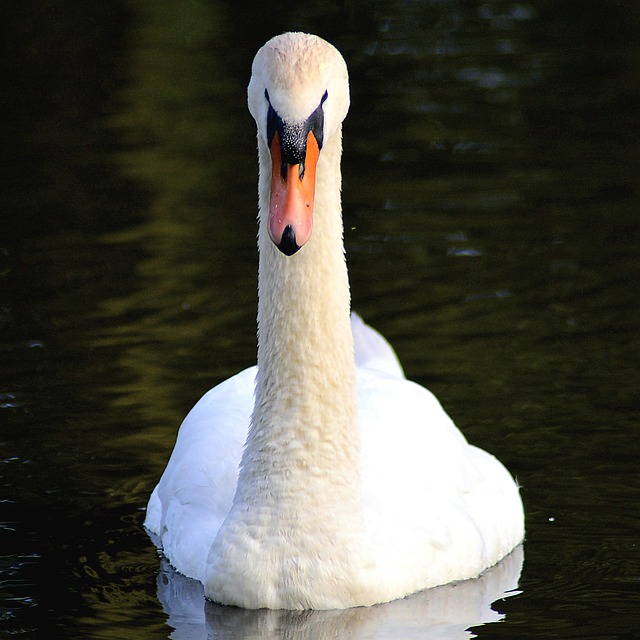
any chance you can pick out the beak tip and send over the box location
[276,224,302,256]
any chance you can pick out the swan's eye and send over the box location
[265,93,284,151]
[305,96,326,150]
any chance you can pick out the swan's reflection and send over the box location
[156,545,523,639]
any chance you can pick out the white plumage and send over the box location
[146,32,524,610]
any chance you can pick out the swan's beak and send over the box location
[268,130,320,256]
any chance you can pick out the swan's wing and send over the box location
[351,312,404,378]
[357,370,524,585]
[357,370,470,525]
[145,366,255,582]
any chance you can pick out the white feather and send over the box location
[146,32,524,610]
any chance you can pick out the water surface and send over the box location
[2,1,639,638]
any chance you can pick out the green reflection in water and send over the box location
[97,0,258,463]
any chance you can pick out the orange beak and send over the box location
[268,130,320,255]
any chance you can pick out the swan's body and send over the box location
[145,32,524,610]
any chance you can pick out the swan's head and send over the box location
[248,33,350,255]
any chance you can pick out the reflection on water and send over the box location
[1,0,639,638]
[158,548,523,640]
[98,0,259,445]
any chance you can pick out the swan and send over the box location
[145,32,524,610]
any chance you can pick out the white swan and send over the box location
[145,32,524,610]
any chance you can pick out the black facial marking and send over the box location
[265,89,327,171]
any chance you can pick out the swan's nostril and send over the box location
[277,225,301,256]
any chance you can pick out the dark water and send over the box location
[2,1,639,638]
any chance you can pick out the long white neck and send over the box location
[206,128,369,608]
[235,127,360,511]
